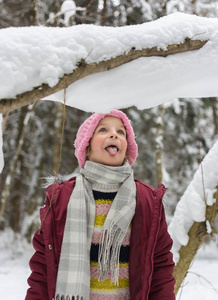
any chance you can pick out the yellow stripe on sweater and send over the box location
[90,278,129,291]
[90,261,129,268]
[94,215,132,228]
[95,199,113,205]
[94,215,106,227]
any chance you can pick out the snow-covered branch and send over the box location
[0,38,206,113]
[168,140,218,294]
[0,13,218,115]
[173,187,218,294]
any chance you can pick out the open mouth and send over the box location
[105,145,119,155]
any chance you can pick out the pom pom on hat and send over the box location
[74,109,138,168]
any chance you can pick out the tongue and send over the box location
[106,146,118,156]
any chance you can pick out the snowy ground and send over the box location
[0,229,218,299]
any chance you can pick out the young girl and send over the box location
[25,109,175,300]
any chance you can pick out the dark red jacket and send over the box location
[25,177,175,300]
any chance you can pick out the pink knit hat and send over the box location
[74,109,138,168]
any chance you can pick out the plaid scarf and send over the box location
[55,161,136,300]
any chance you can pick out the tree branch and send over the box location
[0,38,207,113]
[173,186,218,295]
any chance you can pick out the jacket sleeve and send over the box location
[149,203,176,300]
[25,228,49,300]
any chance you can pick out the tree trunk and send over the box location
[173,186,218,295]
[52,103,64,170]
[155,105,164,184]
[0,104,35,227]
[0,38,207,114]
[211,97,218,137]
[100,0,107,26]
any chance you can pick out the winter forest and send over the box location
[0,0,218,299]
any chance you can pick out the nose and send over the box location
[109,129,118,139]
[110,134,118,139]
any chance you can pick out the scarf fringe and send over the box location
[98,223,126,286]
[55,295,84,300]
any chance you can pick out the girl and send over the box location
[25,109,175,300]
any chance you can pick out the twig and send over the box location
[190,32,207,40]
[188,271,218,294]
[178,280,189,300]
[2,111,10,133]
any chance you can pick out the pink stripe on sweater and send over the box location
[90,266,129,279]
[92,231,131,245]
[90,291,130,300]
[95,203,111,216]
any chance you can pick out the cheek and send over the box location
[122,139,128,153]
[93,139,102,149]
[89,137,103,154]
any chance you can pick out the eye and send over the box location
[99,127,107,133]
[118,129,125,135]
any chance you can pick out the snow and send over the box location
[177,259,218,300]
[0,228,217,299]
[0,229,33,300]
[61,0,76,26]
[206,220,212,234]
[168,140,218,263]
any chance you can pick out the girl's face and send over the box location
[87,116,128,166]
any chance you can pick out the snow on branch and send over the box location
[0,13,218,114]
[173,188,218,295]
[169,140,218,259]
[168,140,218,294]
[0,38,207,113]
